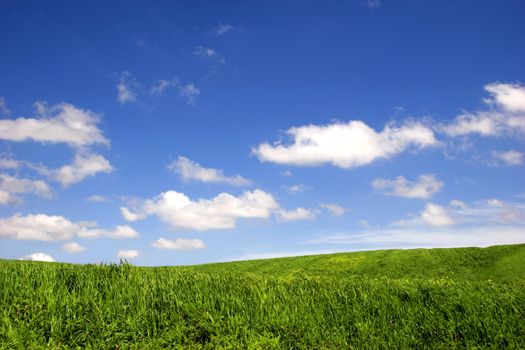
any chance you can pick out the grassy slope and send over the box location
[188,244,525,281]
[1,244,524,349]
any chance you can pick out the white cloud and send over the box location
[320,203,346,216]
[278,207,316,222]
[214,23,234,36]
[364,0,381,10]
[178,84,200,105]
[449,199,467,209]
[491,150,524,166]
[19,252,55,262]
[442,83,525,137]
[309,226,525,249]
[484,82,525,113]
[117,249,139,259]
[0,214,80,241]
[77,225,139,239]
[0,213,139,241]
[283,184,310,194]
[121,189,279,231]
[0,173,54,199]
[194,45,218,58]
[0,157,20,169]
[0,190,21,205]
[151,237,206,251]
[372,174,443,199]
[421,203,454,227]
[193,46,225,64]
[46,153,113,187]
[87,194,109,202]
[168,156,251,186]
[0,97,10,115]
[62,242,86,254]
[120,206,147,222]
[253,120,437,168]
[150,78,179,95]
[117,71,138,104]
[0,102,109,147]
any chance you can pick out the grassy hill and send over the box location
[1,244,524,349]
[187,244,525,281]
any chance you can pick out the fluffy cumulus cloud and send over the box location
[372,174,443,199]
[0,102,109,147]
[151,237,206,251]
[0,214,81,240]
[253,120,437,168]
[121,189,280,231]
[420,203,454,227]
[442,83,525,137]
[19,252,55,262]
[48,153,113,187]
[117,71,138,104]
[168,156,251,186]
[320,203,346,216]
[0,213,139,241]
[484,82,525,113]
[278,207,316,222]
[62,242,86,254]
[0,173,54,200]
[117,249,139,259]
[491,150,524,166]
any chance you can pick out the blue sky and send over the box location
[0,0,524,265]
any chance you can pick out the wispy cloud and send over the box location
[151,237,206,251]
[320,203,346,217]
[441,83,525,137]
[490,150,524,166]
[278,207,317,222]
[213,23,235,36]
[194,45,226,64]
[0,97,10,115]
[372,174,443,199]
[283,184,310,194]
[117,71,139,105]
[168,156,252,186]
[87,194,110,203]
[178,84,200,105]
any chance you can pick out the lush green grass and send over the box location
[1,244,524,349]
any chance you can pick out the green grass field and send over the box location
[1,244,524,349]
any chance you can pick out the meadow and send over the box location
[1,244,524,349]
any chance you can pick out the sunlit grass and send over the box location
[1,244,524,349]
